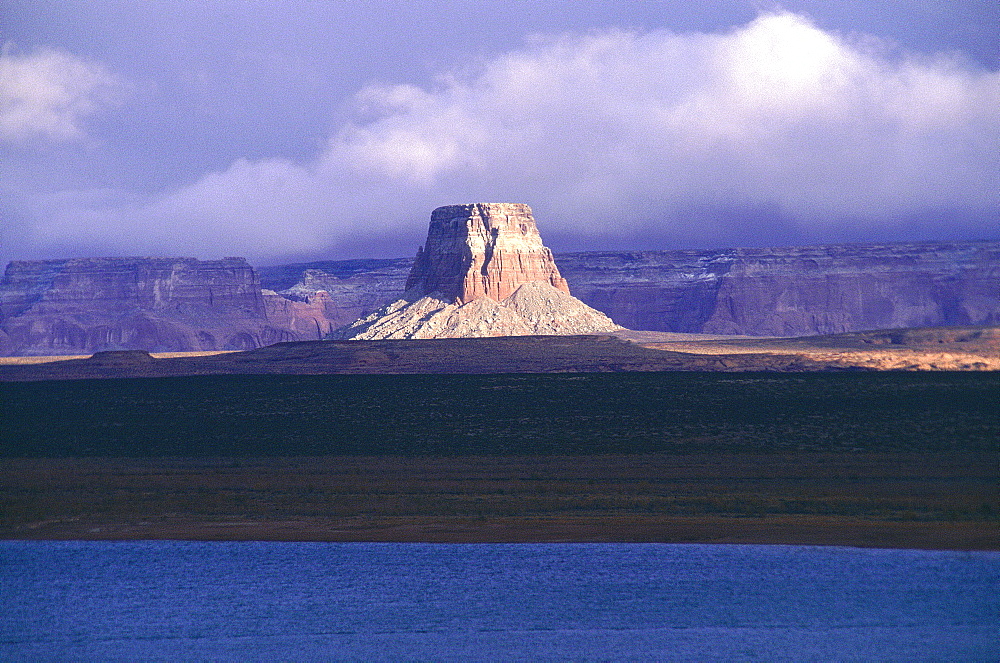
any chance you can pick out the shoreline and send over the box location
[5,454,996,551]
[6,516,997,551]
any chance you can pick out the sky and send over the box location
[1,0,998,266]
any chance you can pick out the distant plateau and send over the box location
[1,240,998,362]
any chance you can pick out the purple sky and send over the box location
[2,1,998,266]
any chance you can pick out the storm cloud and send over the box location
[5,9,999,263]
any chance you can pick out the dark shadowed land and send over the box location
[2,326,999,382]
[2,371,997,549]
[2,455,996,550]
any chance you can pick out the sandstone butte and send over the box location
[332,203,621,339]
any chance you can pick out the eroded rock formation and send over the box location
[270,241,1000,338]
[557,243,1000,335]
[0,257,297,355]
[258,259,412,331]
[405,203,570,303]
[332,203,619,339]
[3,238,997,355]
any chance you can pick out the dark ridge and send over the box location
[88,350,155,364]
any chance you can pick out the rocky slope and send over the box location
[337,281,622,340]
[332,203,619,339]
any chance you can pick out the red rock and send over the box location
[405,203,570,303]
[333,204,620,339]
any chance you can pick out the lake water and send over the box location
[2,541,997,661]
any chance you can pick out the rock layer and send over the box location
[557,243,1000,335]
[267,241,1000,338]
[0,257,297,355]
[3,240,998,355]
[0,257,265,319]
[405,203,570,302]
[333,204,618,339]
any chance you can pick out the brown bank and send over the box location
[4,454,997,550]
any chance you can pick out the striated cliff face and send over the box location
[405,203,570,303]
[267,241,1000,337]
[0,257,296,355]
[262,289,339,340]
[257,259,411,333]
[333,204,618,339]
[559,243,1000,335]
[0,257,265,319]
[2,241,997,355]
[709,244,1000,335]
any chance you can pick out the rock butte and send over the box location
[407,203,570,303]
[332,203,620,339]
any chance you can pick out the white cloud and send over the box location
[0,45,119,143]
[330,12,1000,222]
[22,12,1000,260]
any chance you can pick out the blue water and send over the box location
[1,542,997,661]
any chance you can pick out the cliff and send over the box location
[557,243,1000,335]
[333,203,619,339]
[2,241,998,355]
[0,257,295,355]
[0,257,262,320]
[263,242,1000,337]
[405,203,570,302]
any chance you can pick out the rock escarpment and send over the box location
[558,243,1000,335]
[3,240,997,355]
[0,257,265,318]
[332,203,619,339]
[268,241,1000,338]
[0,257,298,355]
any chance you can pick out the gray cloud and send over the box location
[8,11,1000,263]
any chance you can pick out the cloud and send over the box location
[0,45,120,143]
[333,12,999,223]
[22,12,1000,261]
